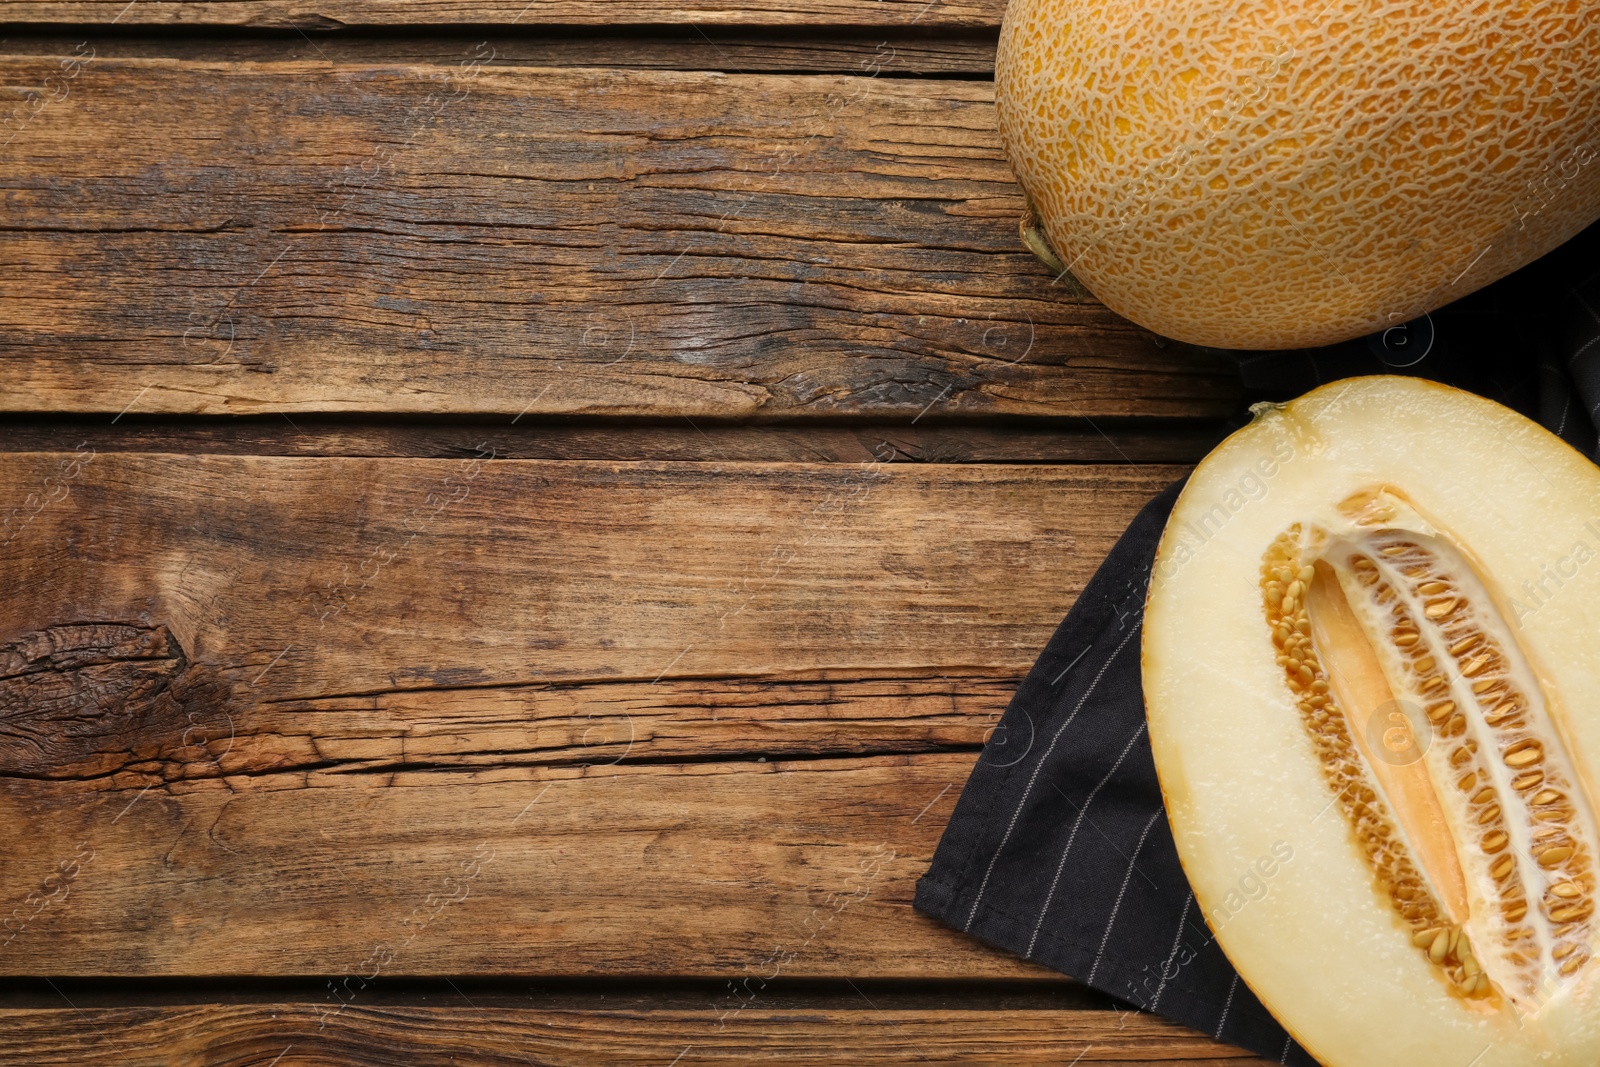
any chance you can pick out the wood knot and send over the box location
[0,622,230,781]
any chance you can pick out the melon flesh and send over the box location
[996,1,1600,349]
[1144,377,1600,1066]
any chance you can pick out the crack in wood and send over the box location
[0,619,1009,788]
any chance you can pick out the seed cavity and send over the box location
[1261,494,1600,1011]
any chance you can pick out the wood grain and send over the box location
[0,751,1048,977]
[0,0,1008,30]
[0,1005,1272,1065]
[0,57,1237,419]
[0,452,1175,977]
[0,621,1011,775]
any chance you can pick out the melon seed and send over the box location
[1411,926,1443,948]
[1428,928,1452,962]
[1513,770,1545,791]
[1539,845,1575,867]
[1485,700,1523,725]
[1505,742,1544,767]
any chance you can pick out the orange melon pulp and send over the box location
[997,2,1600,349]
[1145,377,1600,1066]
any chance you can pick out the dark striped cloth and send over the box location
[914,219,1600,1066]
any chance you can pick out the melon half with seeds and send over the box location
[1144,377,1600,1066]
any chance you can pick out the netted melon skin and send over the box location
[996,0,1600,350]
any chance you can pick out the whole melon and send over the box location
[996,1,1600,349]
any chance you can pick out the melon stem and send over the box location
[1018,195,1076,284]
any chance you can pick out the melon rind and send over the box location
[1144,377,1600,1066]
[996,1,1600,349]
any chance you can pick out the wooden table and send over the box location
[0,3,1268,1062]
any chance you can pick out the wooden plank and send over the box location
[0,754,1049,977]
[0,57,1237,419]
[0,452,1178,976]
[0,1005,1271,1065]
[0,29,999,74]
[7,626,1015,771]
[0,418,1224,463]
[0,453,1178,689]
[0,0,1008,30]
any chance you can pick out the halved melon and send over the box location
[1144,377,1600,1066]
